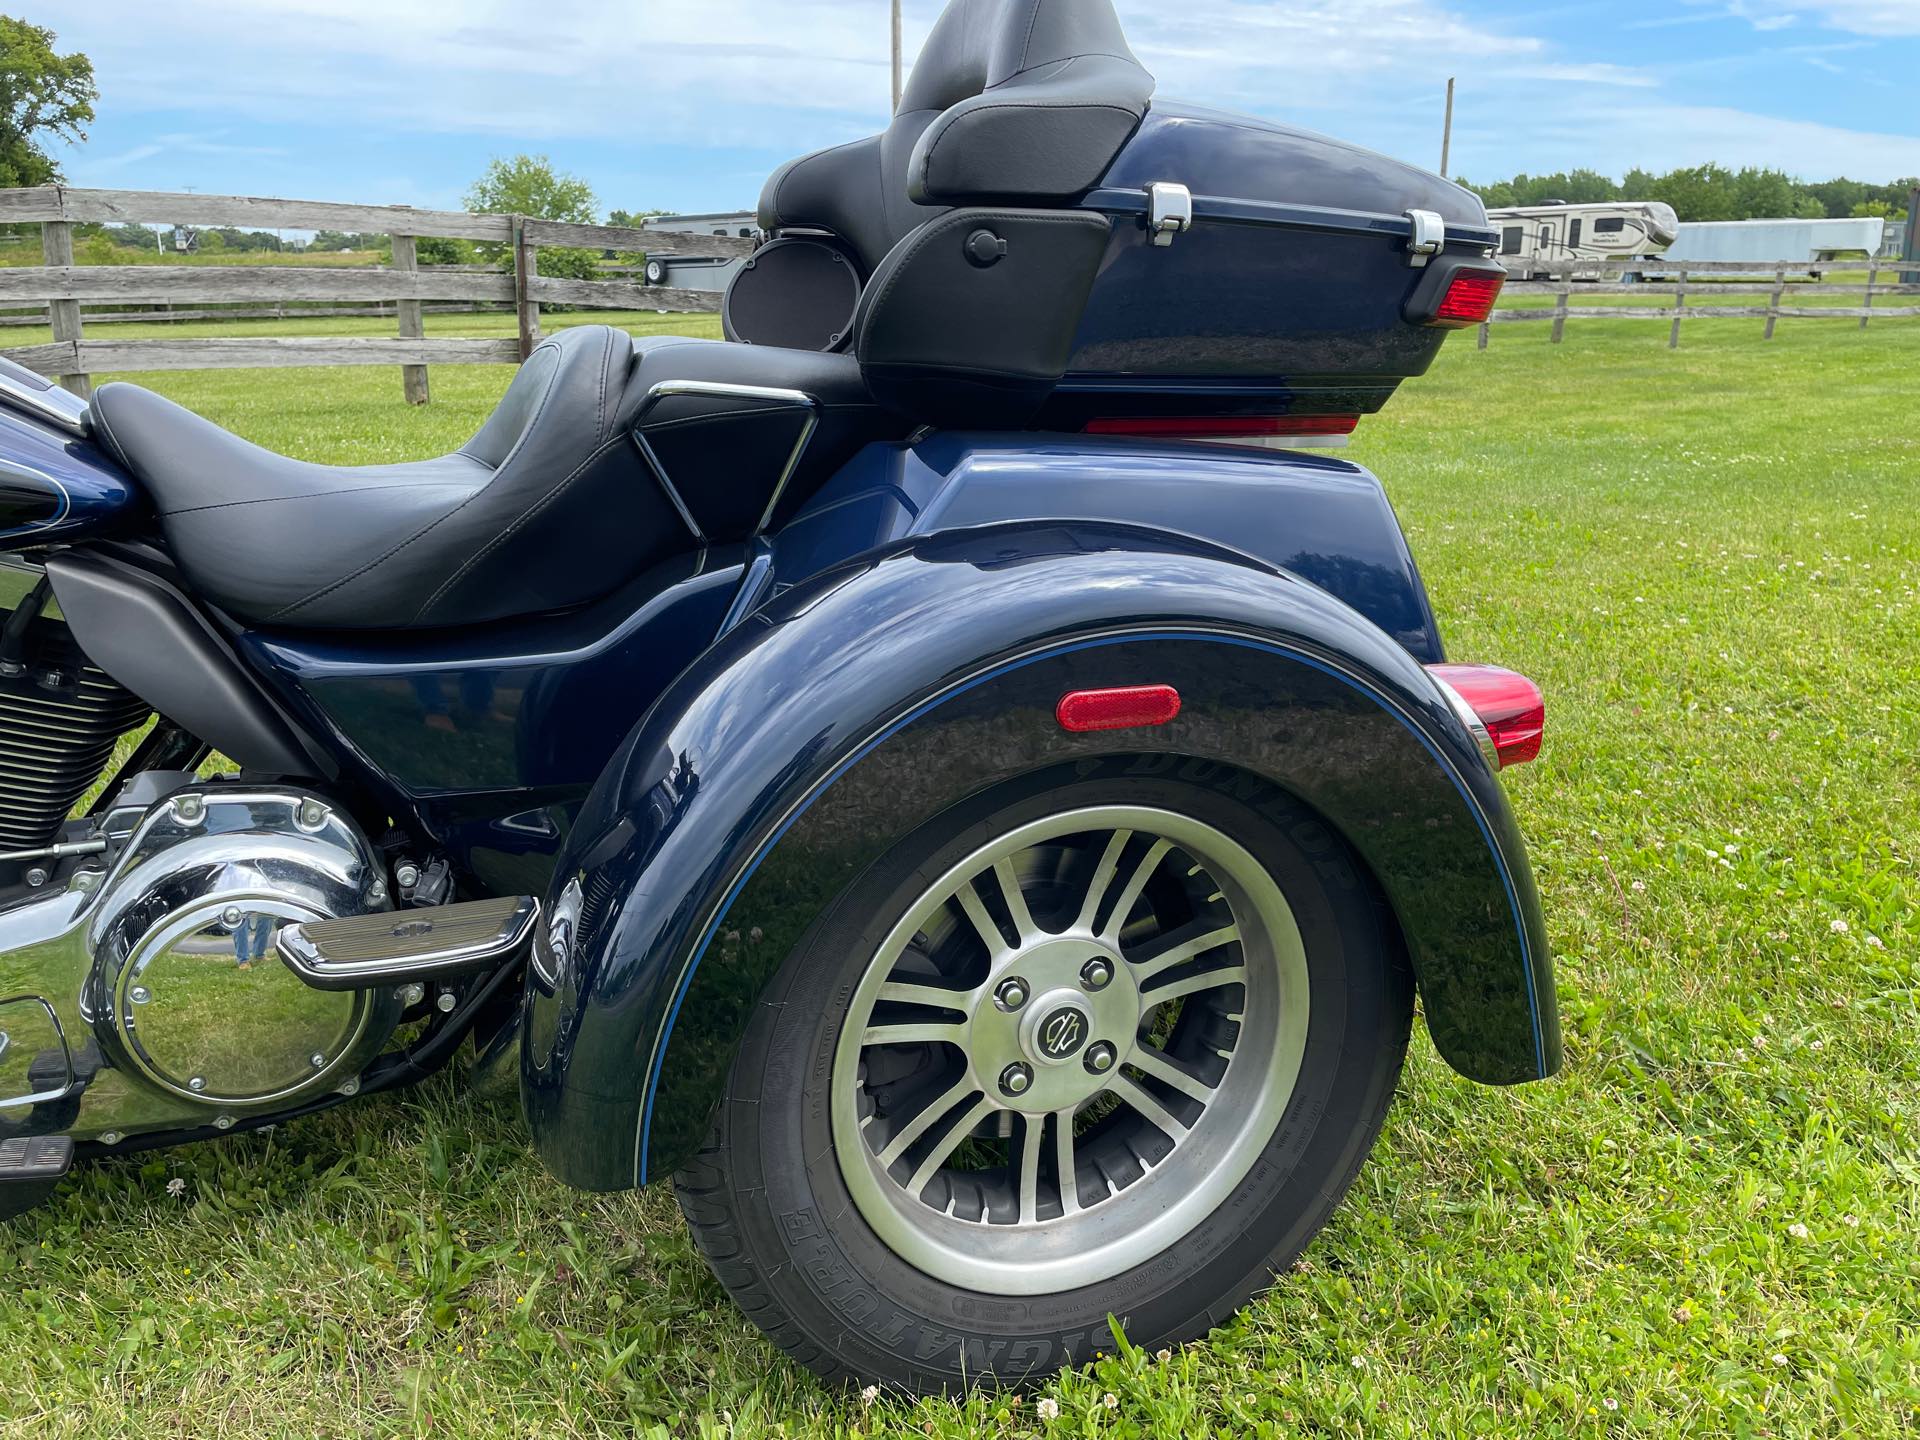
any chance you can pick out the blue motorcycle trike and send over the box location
[0,0,1557,1392]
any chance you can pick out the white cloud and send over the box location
[1687,0,1920,35]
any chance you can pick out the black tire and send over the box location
[675,759,1413,1393]
[644,258,667,285]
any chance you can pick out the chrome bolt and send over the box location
[367,880,388,904]
[998,1062,1034,1097]
[309,1052,327,1069]
[296,799,327,829]
[174,794,205,823]
[130,985,152,1006]
[1084,1041,1118,1075]
[337,1077,361,1098]
[1080,957,1114,991]
[71,869,101,894]
[994,978,1030,1012]
[397,982,426,1007]
[24,866,47,888]
[395,863,421,890]
[435,991,457,1013]
[188,1075,207,1093]
[222,905,243,927]
[99,1131,122,1146]
[213,1115,234,1131]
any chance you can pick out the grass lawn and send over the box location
[1,314,1916,1438]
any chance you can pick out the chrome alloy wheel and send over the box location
[831,805,1311,1294]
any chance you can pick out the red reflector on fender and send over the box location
[1432,270,1505,327]
[1056,685,1182,733]
[1082,415,1360,438]
[1426,663,1544,767]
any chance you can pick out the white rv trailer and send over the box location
[1486,201,1679,277]
[1640,216,1886,278]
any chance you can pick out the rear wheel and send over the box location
[675,761,1412,1392]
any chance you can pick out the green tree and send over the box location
[0,18,96,188]
[465,153,600,280]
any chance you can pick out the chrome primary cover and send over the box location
[0,784,400,1141]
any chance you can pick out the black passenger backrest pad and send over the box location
[855,207,1113,428]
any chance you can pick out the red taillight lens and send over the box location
[1426,663,1544,768]
[1056,684,1182,733]
[1082,415,1360,438]
[1431,269,1505,327]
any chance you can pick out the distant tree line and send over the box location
[1458,165,1914,224]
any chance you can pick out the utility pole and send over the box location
[1440,77,1455,179]
[891,0,903,111]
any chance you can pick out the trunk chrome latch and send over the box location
[1406,208,1446,267]
[1148,182,1194,246]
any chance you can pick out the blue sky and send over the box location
[37,1,1920,220]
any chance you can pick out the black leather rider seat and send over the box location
[89,327,904,630]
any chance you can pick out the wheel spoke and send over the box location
[1053,1107,1082,1215]
[1100,837,1173,940]
[954,881,1010,959]
[905,1094,996,1196]
[1108,1072,1191,1141]
[1073,830,1132,931]
[1141,964,1246,1007]
[1017,1114,1045,1224]
[1129,920,1240,986]
[991,857,1037,942]
[1127,1046,1217,1105]
[876,980,973,1012]
[862,1019,968,1048]
[876,1076,978,1169]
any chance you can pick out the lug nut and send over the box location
[994,978,1029,1012]
[1084,1041,1118,1075]
[998,1062,1034,1097]
[1080,958,1114,991]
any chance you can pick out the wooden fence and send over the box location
[0,186,748,403]
[1484,257,1920,349]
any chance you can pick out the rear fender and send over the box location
[521,522,1558,1190]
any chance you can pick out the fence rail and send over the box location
[2,185,733,402]
[1483,256,1920,348]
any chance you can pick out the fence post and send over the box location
[1477,318,1490,350]
[512,217,540,362]
[41,215,90,399]
[1668,268,1687,350]
[1859,262,1877,331]
[1764,267,1785,340]
[1551,269,1570,344]
[390,232,431,405]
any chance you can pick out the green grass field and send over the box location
[1,314,1916,1438]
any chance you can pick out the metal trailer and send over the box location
[1644,217,1887,278]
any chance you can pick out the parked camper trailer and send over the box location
[1487,201,1678,277]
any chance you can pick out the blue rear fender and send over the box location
[520,522,1558,1191]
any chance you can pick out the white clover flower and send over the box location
[1865,935,1884,950]
[1842,1214,1860,1228]
[1350,1355,1367,1370]
[165,1178,187,1198]
[1155,1348,1172,1364]
[1036,1397,1060,1421]
[1830,918,1849,934]
[860,1385,878,1407]
[1103,1392,1119,1410]
[1770,1353,1789,1368]
[1787,1222,1811,1240]
[1603,1398,1619,1412]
